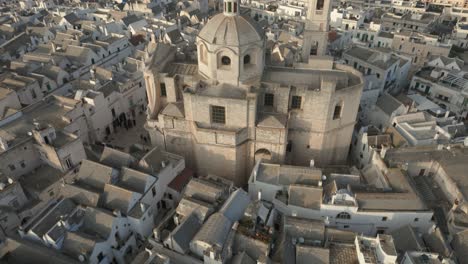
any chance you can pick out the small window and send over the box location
[20,160,26,168]
[286,140,292,152]
[139,82,142,87]
[414,218,419,222]
[382,216,388,221]
[376,73,380,79]
[64,156,72,169]
[333,103,342,120]
[160,83,167,97]
[291,96,302,109]
[343,225,349,228]
[211,105,226,124]
[234,2,237,12]
[168,193,173,199]
[228,2,232,12]
[244,54,251,64]
[264,93,274,106]
[221,56,231,66]
[152,186,156,197]
[316,0,324,10]
[8,164,15,171]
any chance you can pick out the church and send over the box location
[144,0,364,186]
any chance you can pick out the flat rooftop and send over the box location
[262,66,361,90]
[255,163,322,186]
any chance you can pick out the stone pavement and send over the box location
[104,112,151,151]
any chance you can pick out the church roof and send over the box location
[161,102,185,118]
[198,13,263,46]
[257,113,287,128]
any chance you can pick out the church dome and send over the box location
[198,13,264,47]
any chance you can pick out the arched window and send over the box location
[244,54,251,64]
[221,56,231,66]
[336,212,351,220]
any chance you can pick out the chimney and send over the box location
[380,145,389,159]
[51,42,57,53]
[0,137,8,151]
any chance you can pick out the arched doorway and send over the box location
[255,148,272,163]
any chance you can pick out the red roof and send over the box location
[168,168,193,192]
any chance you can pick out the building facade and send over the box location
[144,0,363,186]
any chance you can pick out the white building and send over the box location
[410,66,468,119]
[248,160,435,236]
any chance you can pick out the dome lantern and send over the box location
[223,0,240,16]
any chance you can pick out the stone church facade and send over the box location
[144,0,364,186]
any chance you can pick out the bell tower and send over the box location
[301,0,331,62]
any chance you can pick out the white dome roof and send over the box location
[198,13,264,46]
